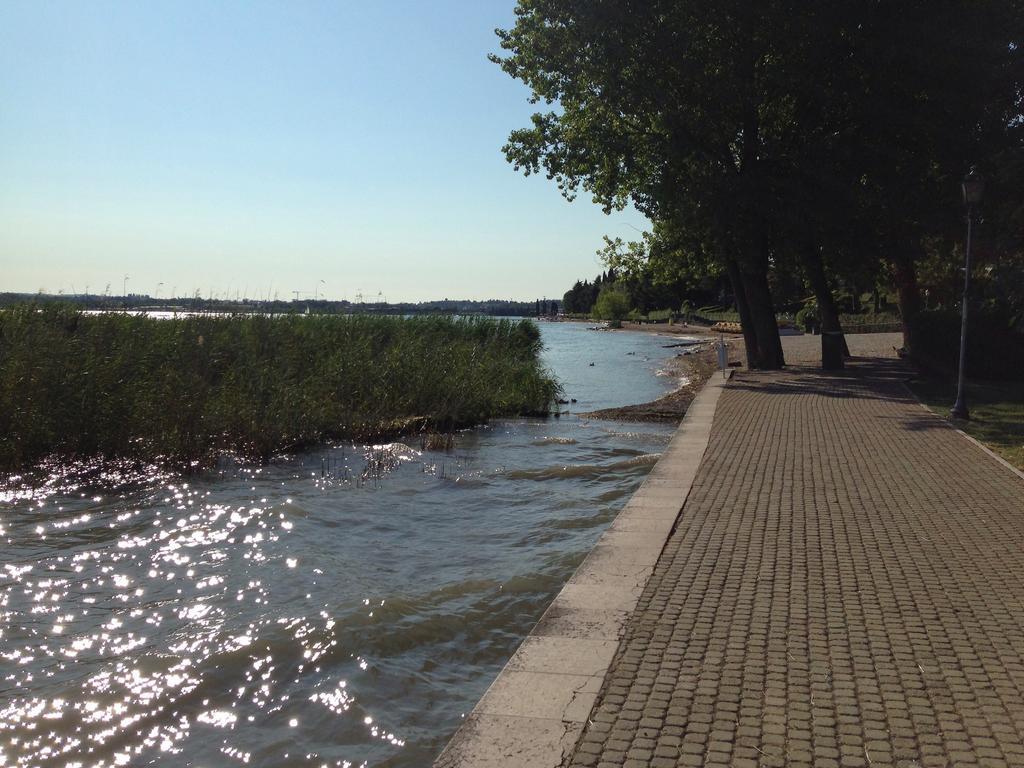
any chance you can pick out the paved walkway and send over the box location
[568,360,1024,768]
[775,331,902,365]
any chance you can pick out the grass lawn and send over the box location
[908,376,1024,471]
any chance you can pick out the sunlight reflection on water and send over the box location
[0,322,688,767]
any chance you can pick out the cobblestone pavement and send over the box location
[567,360,1024,768]
[778,332,903,365]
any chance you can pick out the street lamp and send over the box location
[950,166,984,421]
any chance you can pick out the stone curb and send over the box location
[433,369,734,768]
[902,381,1024,483]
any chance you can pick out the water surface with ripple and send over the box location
[0,322,697,767]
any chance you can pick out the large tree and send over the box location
[495,0,1023,364]
[492,0,813,368]
[809,0,1024,346]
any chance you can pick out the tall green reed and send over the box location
[0,305,559,470]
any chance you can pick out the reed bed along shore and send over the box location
[0,305,559,471]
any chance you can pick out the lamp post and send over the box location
[950,166,984,421]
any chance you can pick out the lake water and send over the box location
[0,321,697,768]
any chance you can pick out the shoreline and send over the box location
[614,320,726,338]
[579,326,745,423]
[433,368,733,768]
[582,346,719,422]
[550,317,735,339]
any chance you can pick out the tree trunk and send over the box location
[801,243,850,357]
[739,257,785,369]
[891,255,922,351]
[725,256,759,368]
[732,58,784,370]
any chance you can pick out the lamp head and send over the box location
[962,166,985,206]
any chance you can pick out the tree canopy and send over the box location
[494,0,1024,368]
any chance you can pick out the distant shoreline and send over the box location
[613,320,734,339]
[549,316,735,340]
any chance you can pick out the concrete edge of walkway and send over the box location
[902,382,1024,483]
[432,369,734,768]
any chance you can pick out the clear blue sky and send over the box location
[0,1,646,302]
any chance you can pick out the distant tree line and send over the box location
[533,299,559,316]
[562,269,615,315]
[493,0,1024,370]
[0,293,544,318]
[562,265,728,318]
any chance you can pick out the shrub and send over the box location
[593,287,630,327]
[795,299,819,332]
[907,309,1024,380]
